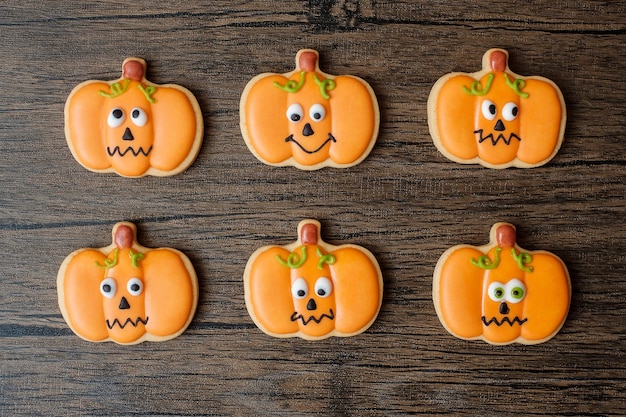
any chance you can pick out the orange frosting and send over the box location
[428,49,566,168]
[57,222,198,344]
[244,219,383,340]
[240,49,380,170]
[65,58,203,177]
[433,223,571,345]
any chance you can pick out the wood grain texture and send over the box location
[0,0,624,415]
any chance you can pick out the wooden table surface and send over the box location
[1,1,625,416]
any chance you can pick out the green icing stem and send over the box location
[276,246,307,269]
[95,248,119,269]
[504,73,529,98]
[313,74,336,100]
[470,246,501,270]
[129,250,145,268]
[511,248,534,272]
[98,80,130,98]
[462,73,494,96]
[316,247,336,270]
[273,71,306,94]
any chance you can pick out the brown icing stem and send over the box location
[115,225,135,249]
[496,224,516,248]
[298,51,318,72]
[123,59,145,81]
[300,223,319,245]
[490,50,507,72]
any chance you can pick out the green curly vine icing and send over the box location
[316,247,336,270]
[137,84,157,103]
[471,246,502,270]
[273,71,306,94]
[462,73,494,96]
[511,248,533,272]
[95,249,119,269]
[504,73,529,98]
[129,250,145,268]
[313,74,336,100]
[276,246,307,269]
[98,80,130,98]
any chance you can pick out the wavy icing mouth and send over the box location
[106,316,149,330]
[290,309,335,325]
[481,316,528,327]
[474,129,521,146]
[285,133,336,154]
[107,145,153,157]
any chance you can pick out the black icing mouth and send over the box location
[106,316,149,330]
[290,309,335,325]
[107,145,153,157]
[474,129,521,146]
[285,133,336,154]
[481,316,527,327]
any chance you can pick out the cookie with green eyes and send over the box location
[433,222,571,345]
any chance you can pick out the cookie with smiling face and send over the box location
[240,49,380,170]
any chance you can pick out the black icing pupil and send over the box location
[495,289,504,298]
[112,109,123,119]
[489,104,496,115]
[102,284,112,293]
[132,109,140,118]
[130,283,140,292]
[297,290,305,297]
[290,114,301,122]
[511,107,519,117]
[313,113,321,120]
[317,289,326,296]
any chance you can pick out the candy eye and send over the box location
[107,108,125,128]
[100,277,117,299]
[127,277,143,296]
[309,104,326,122]
[481,100,497,121]
[291,278,308,299]
[314,277,333,298]
[487,281,506,302]
[286,103,304,123]
[502,102,519,121]
[505,279,526,303]
[130,107,148,127]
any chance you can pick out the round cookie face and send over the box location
[240,49,380,170]
[427,49,566,169]
[244,219,384,340]
[57,222,199,344]
[65,58,203,177]
[433,223,571,345]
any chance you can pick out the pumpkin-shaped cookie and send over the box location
[65,58,203,177]
[433,223,571,345]
[57,222,198,344]
[427,49,566,168]
[240,49,380,170]
[244,219,383,339]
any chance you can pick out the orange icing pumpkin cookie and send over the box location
[427,49,566,168]
[57,222,198,344]
[240,49,380,170]
[244,219,383,340]
[433,223,571,345]
[65,58,203,177]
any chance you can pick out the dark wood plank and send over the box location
[0,1,624,415]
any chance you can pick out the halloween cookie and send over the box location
[427,49,566,168]
[240,49,380,170]
[244,219,383,340]
[433,222,571,345]
[57,222,198,344]
[65,58,203,177]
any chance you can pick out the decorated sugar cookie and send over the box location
[427,49,566,168]
[240,49,380,170]
[65,58,203,177]
[57,222,198,344]
[433,223,571,345]
[244,219,383,339]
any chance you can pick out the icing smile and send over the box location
[474,129,521,146]
[107,145,153,157]
[285,133,336,154]
[106,316,149,330]
[481,316,527,327]
[290,308,335,325]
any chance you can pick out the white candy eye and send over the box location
[309,104,326,122]
[505,279,526,304]
[100,277,117,299]
[481,100,497,121]
[314,277,332,298]
[502,102,519,121]
[291,278,308,299]
[286,103,304,123]
[107,108,125,128]
[487,281,506,302]
[130,107,148,127]
[127,277,143,296]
